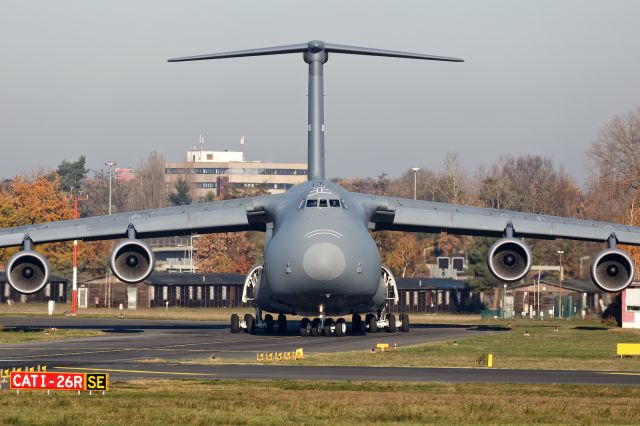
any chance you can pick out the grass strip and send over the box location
[1,379,639,425]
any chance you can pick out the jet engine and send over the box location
[6,250,50,294]
[487,238,532,282]
[590,248,635,292]
[110,239,155,284]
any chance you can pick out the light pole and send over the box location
[579,256,591,279]
[502,283,508,318]
[557,250,564,319]
[105,161,116,215]
[410,167,420,200]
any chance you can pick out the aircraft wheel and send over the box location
[311,318,321,336]
[386,313,397,333]
[299,318,311,337]
[265,314,274,334]
[367,315,378,333]
[351,314,363,334]
[335,319,347,337]
[365,314,376,332]
[277,314,287,334]
[323,318,334,336]
[400,313,410,332]
[245,315,255,334]
[230,314,240,333]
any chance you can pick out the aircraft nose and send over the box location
[302,242,346,281]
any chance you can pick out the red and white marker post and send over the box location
[72,195,79,316]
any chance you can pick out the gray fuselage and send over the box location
[254,181,386,316]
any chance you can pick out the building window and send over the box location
[207,154,213,160]
[195,182,217,189]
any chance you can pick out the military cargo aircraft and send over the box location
[1,41,638,337]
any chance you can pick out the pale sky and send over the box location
[1,1,639,185]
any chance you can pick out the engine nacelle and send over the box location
[110,239,155,284]
[590,248,635,292]
[6,250,50,294]
[487,238,532,282]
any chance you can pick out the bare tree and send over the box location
[127,151,169,211]
[588,108,640,193]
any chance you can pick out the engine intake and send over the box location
[6,250,50,294]
[590,248,635,292]
[487,238,532,282]
[110,239,155,284]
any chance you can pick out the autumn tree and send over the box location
[0,176,74,275]
[193,186,269,274]
[194,232,253,274]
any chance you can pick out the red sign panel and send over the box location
[9,372,106,391]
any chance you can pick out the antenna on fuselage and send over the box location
[168,41,463,182]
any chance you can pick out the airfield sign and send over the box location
[10,371,109,392]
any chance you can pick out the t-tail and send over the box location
[168,41,463,182]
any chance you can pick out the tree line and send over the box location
[0,108,639,289]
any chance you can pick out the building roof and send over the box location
[81,272,245,286]
[0,272,67,284]
[511,279,603,294]
[396,278,468,291]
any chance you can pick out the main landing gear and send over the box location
[230,308,287,334]
[298,312,410,337]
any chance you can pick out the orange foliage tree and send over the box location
[194,232,253,274]
[0,176,74,275]
[375,232,431,278]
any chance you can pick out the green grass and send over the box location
[0,379,639,425]
[0,327,103,344]
[168,319,640,372]
[294,320,640,371]
[0,303,257,322]
[0,303,484,324]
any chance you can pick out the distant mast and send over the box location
[240,135,245,161]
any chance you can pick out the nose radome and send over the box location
[302,242,346,281]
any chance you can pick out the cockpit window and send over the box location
[306,199,318,207]
[319,199,328,207]
[329,199,341,207]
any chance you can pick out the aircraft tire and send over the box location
[367,315,378,333]
[265,314,274,333]
[246,315,255,334]
[335,319,346,337]
[311,318,321,336]
[365,313,375,332]
[277,314,287,334]
[386,314,397,333]
[351,314,363,334]
[230,314,240,333]
[299,318,311,336]
[400,313,410,332]
[323,318,334,336]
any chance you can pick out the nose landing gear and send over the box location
[364,310,410,333]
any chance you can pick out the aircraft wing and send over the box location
[0,195,274,248]
[363,195,640,245]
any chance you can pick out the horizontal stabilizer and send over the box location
[168,40,463,63]
[324,43,463,62]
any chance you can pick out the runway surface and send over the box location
[1,316,639,386]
